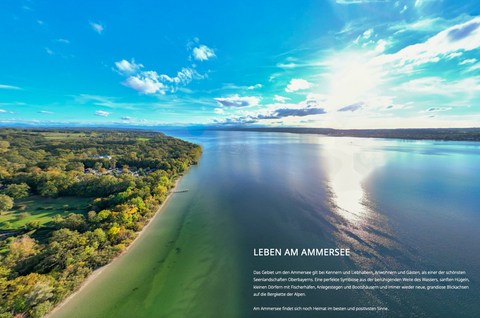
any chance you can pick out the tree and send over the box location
[2,183,30,199]
[0,194,13,212]
[51,214,62,224]
[87,210,97,222]
[0,140,9,151]
[3,235,38,268]
[39,181,58,198]
[58,213,86,231]
[0,265,10,292]
[94,209,111,222]
[25,281,54,307]
[0,128,202,314]
[107,225,120,240]
[30,300,53,318]
[66,162,85,172]
[1,221,12,229]
[25,220,41,231]
[17,212,31,220]
[93,228,107,245]
[94,162,103,170]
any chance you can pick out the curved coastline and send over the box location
[45,175,184,317]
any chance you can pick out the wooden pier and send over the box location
[168,189,189,194]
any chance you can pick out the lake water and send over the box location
[50,131,480,318]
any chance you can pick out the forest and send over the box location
[0,128,202,318]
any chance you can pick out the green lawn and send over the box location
[41,132,87,139]
[0,196,92,230]
[137,137,151,141]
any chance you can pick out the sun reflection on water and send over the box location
[316,137,410,270]
[322,138,386,224]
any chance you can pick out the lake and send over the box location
[49,131,480,318]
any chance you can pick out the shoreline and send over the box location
[45,175,184,317]
[209,128,480,143]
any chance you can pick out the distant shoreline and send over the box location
[208,127,480,142]
[3,126,480,142]
[45,175,184,317]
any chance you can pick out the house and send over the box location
[89,155,112,159]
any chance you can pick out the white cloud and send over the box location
[121,116,133,120]
[114,59,144,75]
[395,76,480,95]
[247,84,262,90]
[38,111,54,114]
[374,39,390,53]
[466,63,480,72]
[192,45,216,61]
[276,61,328,69]
[459,59,477,65]
[95,110,110,117]
[446,52,463,59]
[363,28,374,39]
[388,16,474,34]
[214,95,261,107]
[274,95,291,103]
[414,0,439,7]
[214,108,224,114]
[221,83,249,90]
[372,17,480,70]
[90,22,104,34]
[46,48,54,55]
[0,109,14,114]
[212,94,328,125]
[400,5,407,14]
[119,63,204,94]
[56,39,70,44]
[122,74,166,94]
[276,62,298,69]
[362,40,374,48]
[0,84,21,90]
[285,78,315,92]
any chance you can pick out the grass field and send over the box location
[0,196,92,230]
[40,132,88,139]
[137,137,151,141]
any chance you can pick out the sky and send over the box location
[1,0,480,129]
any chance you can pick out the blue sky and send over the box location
[1,0,480,128]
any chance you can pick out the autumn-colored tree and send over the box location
[3,235,39,268]
[0,128,202,315]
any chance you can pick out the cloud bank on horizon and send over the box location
[1,0,480,128]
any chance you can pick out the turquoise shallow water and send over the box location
[51,131,480,318]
